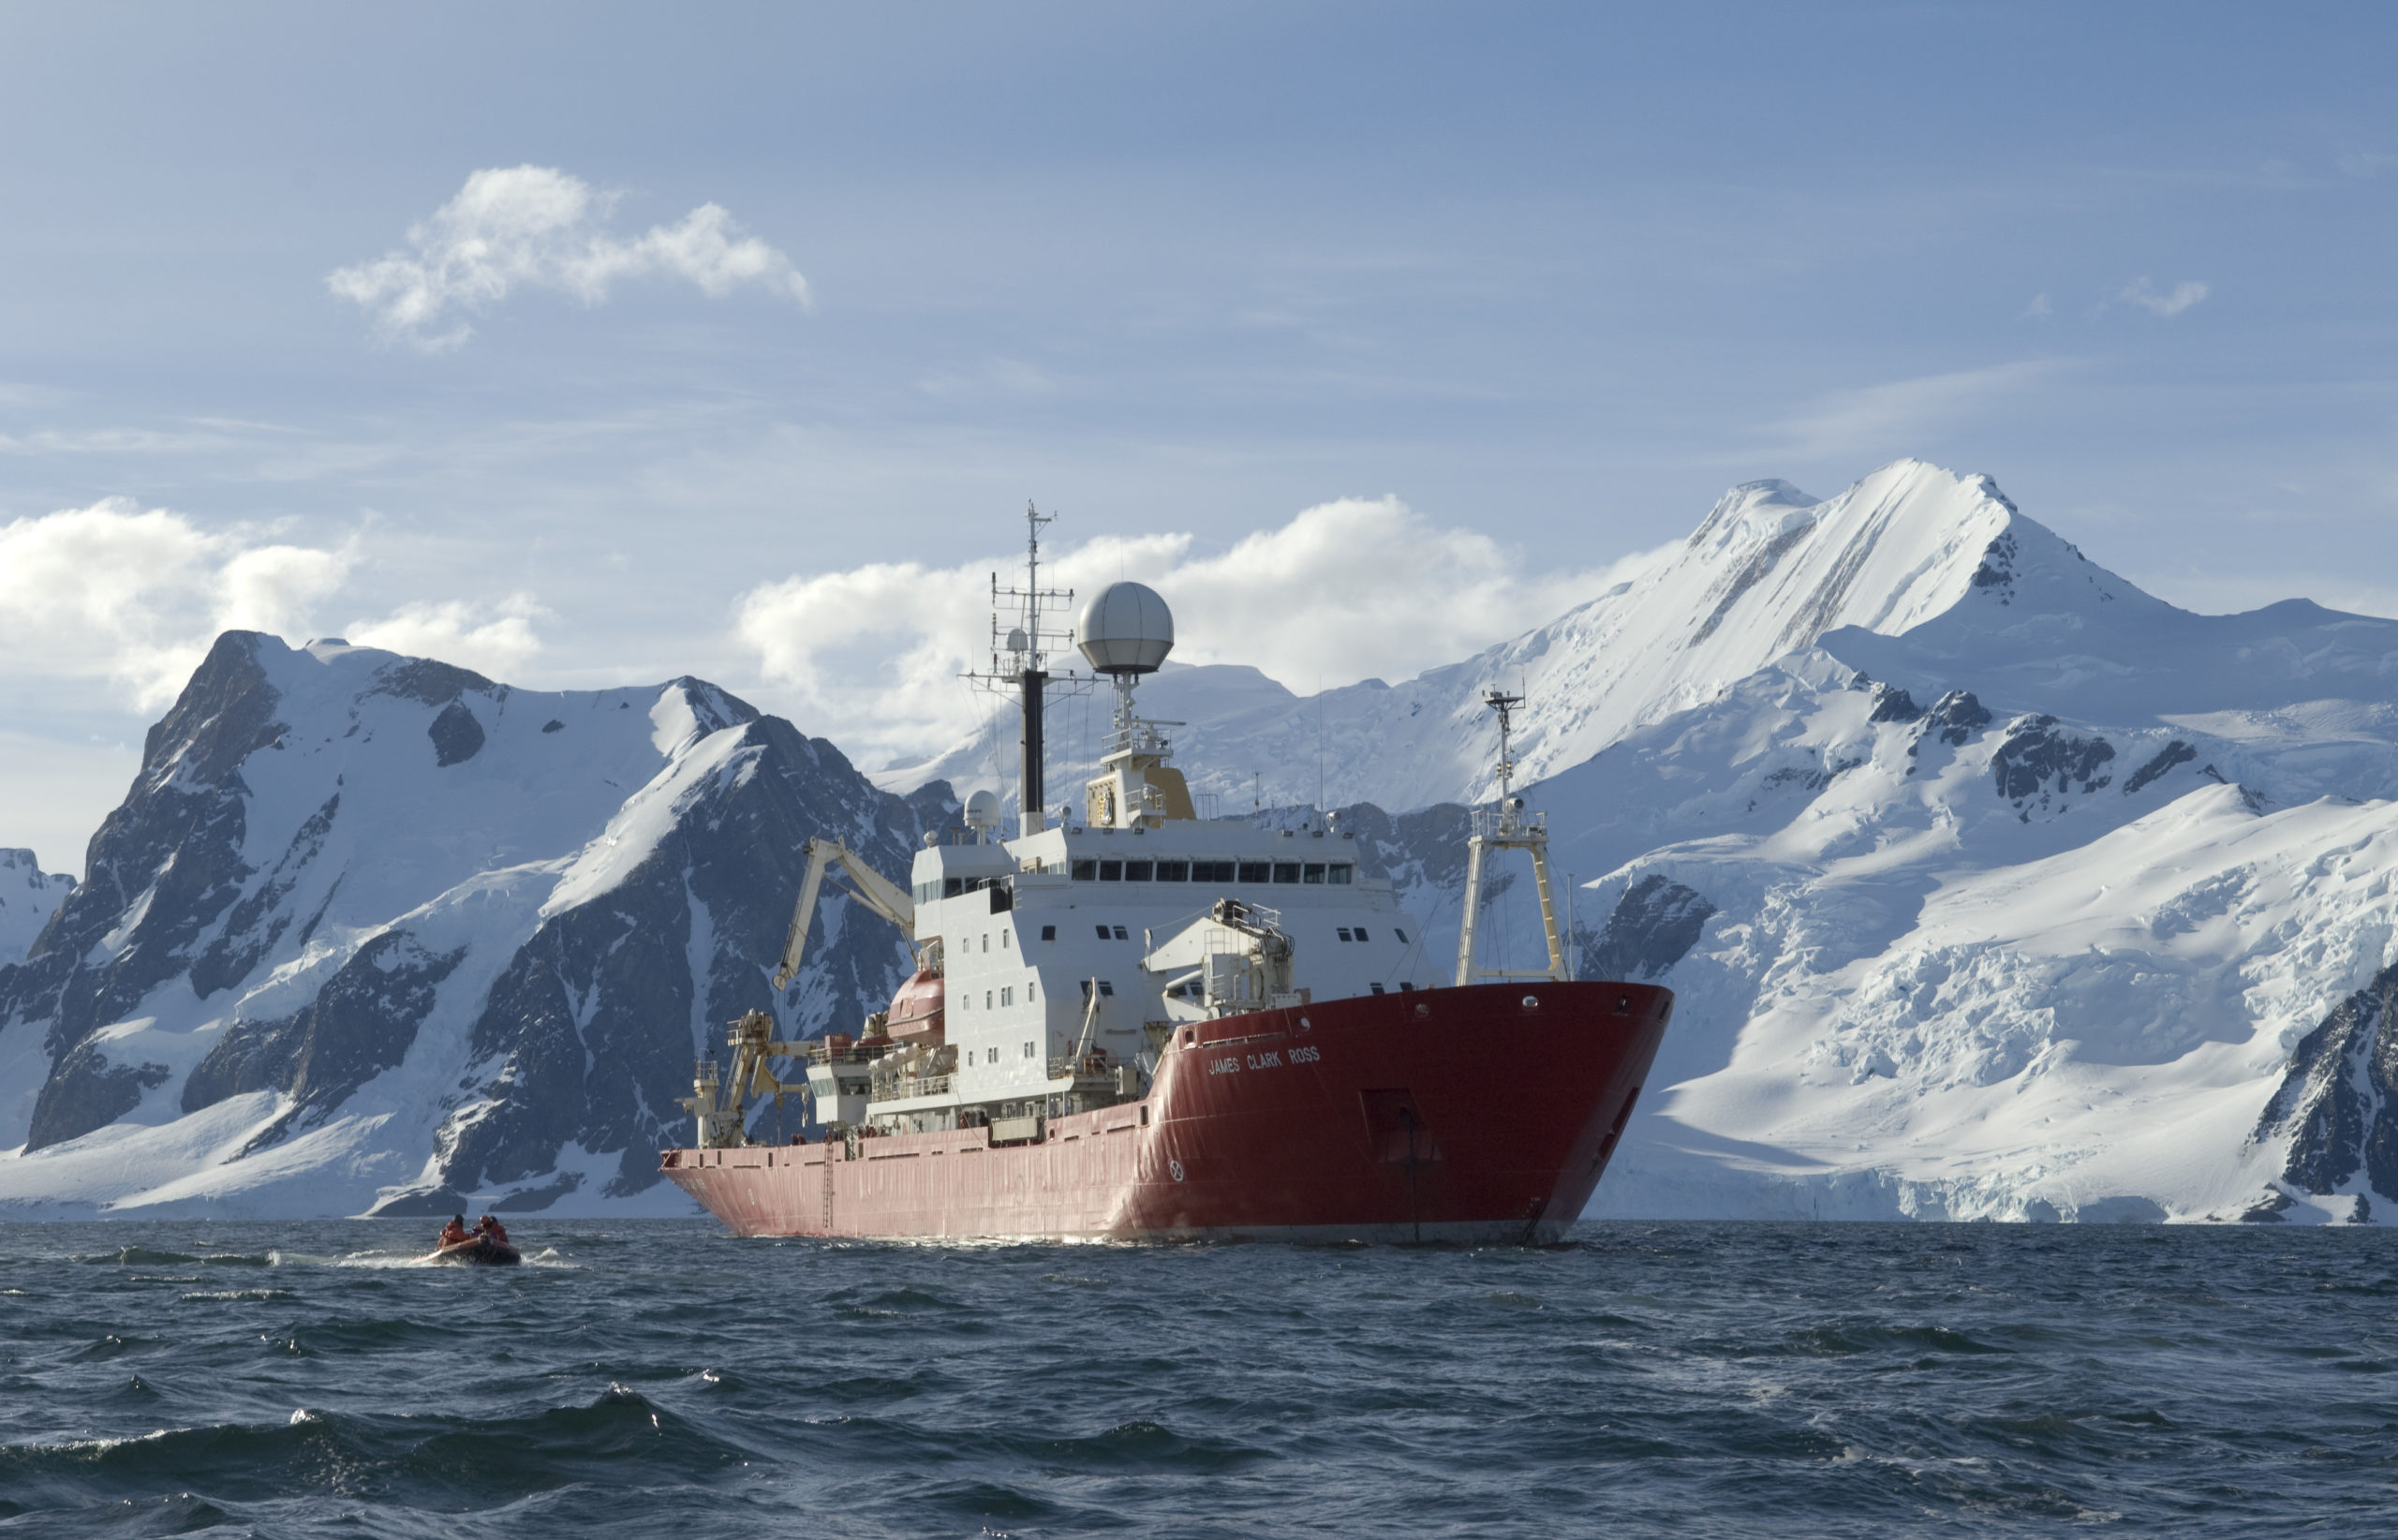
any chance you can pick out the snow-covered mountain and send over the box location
[0,851,74,969]
[0,633,951,1218]
[1307,466,2398,1224]
[893,461,2096,813]
[14,458,2398,1223]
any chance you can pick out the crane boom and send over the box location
[772,837,918,991]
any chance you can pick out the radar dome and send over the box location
[962,789,1002,830]
[1076,581,1175,675]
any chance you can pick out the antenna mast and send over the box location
[1455,687,1568,987]
[965,503,1085,837]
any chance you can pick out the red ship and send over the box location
[663,509,1670,1242]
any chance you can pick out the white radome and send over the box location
[962,789,1003,830]
[1077,581,1175,675]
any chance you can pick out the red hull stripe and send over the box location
[664,982,1669,1243]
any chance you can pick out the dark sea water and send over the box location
[2,1220,2393,1537]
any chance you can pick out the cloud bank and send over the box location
[328,166,809,350]
[734,497,1660,767]
[0,499,542,707]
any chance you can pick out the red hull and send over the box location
[662,981,1668,1243]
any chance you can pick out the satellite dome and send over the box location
[962,789,1002,830]
[1077,581,1175,675]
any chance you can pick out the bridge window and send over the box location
[1099,860,1123,881]
[1237,862,1269,883]
[1124,860,1152,881]
[1072,860,1096,881]
[1195,860,1234,882]
[1272,863,1300,883]
[1041,925,1056,940]
[1337,927,1353,941]
[1156,860,1189,881]
[1329,864,1354,884]
[1399,982,1414,992]
[1094,925,1111,940]
[1369,983,1385,994]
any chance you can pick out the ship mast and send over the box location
[1454,689,1570,986]
[968,504,1082,836]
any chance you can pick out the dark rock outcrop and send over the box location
[2123,740,2197,797]
[1924,689,1991,747]
[428,702,485,766]
[2253,959,2398,1205]
[1585,874,1716,982]
[1991,715,2115,803]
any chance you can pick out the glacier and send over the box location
[7,458,2398,1222]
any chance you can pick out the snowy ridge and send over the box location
[894,461,2123,814]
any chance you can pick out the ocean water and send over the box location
[1,1220,2392,1537]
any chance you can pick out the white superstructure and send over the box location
[684,511,1549,1148]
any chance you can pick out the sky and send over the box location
[2,2,2395,875]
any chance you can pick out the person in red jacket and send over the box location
[438,1214,470,1248]
[473,1214,509,1245]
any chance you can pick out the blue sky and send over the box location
[3,3,2394,870]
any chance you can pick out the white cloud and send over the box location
[733,499,1658,766]
[2021,292,2052,319]
[1771,360,2062,461]
[0,498,548,710]
[2119,276,2210,318]
[346,595,546,682]
[0,499,352,708]
[328,166,809,350]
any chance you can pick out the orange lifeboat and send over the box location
[884,969,945,1043]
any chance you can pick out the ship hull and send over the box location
[662,981,1668,1244]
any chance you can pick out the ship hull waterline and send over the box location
[662,981,1669,1244]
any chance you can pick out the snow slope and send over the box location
[0,634,950,1218]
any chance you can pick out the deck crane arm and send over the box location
[772,837,918,991]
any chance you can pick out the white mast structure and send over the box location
[967,504,1081,836]
[1454,689,1570,986]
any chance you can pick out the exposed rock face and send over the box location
[0,634,954,1216]
[1586,875,1716,982]
[2254,959,2398,1204]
